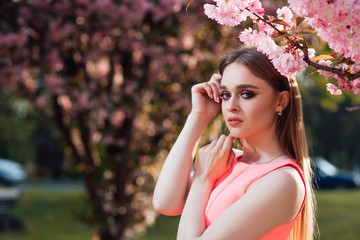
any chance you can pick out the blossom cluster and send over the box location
[239,25,314,78]
[204,0,264,26]
[203,0,360,95]
[289,0,360,95]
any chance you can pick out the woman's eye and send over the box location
[240,91,255,99]
[220,92,231,100]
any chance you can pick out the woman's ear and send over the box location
[276,91,290,112]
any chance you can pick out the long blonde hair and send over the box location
[219,47,316,240]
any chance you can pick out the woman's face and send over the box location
[220,63,280,139]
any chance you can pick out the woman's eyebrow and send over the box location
[220,84,259,89]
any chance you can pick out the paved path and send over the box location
[22,181,85,192]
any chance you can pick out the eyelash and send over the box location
[220,90,255,100]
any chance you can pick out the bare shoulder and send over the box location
[248,166,305,223]
[249,166,305,191]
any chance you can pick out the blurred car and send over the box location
[312,157,360,189]
[0,158,27,187]
[0,158,27,230]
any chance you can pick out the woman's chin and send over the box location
[227,129,245,138]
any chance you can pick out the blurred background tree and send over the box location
[0,0,237,239]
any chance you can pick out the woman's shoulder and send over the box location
[248,165,306,221]
[249,165,305,192]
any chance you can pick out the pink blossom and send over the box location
[111,110,126,128]
[45,50,64,71]
[317,60,337,80]
[102,135,115,146]
[238,29,265,46]
[0,32,27,47]
[58,95,73,112]
[97,108,108,123]
[257,35,278,55]
[257,44,307,77]
[276,6,293,26]
[247,0,264,17]
[103,202,113,213]
[35,96,47,109]
[326,83,342,95]
[289,0,360,63]
[76,91,93,111]
[234,0,251,9]
[288,0,321,17]
[47,22,76,43]
[102,135,127,147]
[257,21,275,34]
[337,77,353,91]
[307,48,316,60]
[352,79,360,95]
[204,0,252,26]
[44,75,63,95]
[272,52,307,77]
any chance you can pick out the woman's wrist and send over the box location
[188,111,214,123]
[192,173,215,188]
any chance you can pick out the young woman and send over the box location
[153,48,316,240]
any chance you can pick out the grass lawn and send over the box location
[315,190,360,240]
[0,189,95,240]
[0,189,360,240]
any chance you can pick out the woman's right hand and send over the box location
[194,134,235,183]
[190,73,222,119]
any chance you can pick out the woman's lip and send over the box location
[227,118,243,127]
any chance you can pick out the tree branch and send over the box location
[77,111,96,167]
[246,8,360,81]
[52,95,82,165]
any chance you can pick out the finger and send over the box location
[222,135,234,153]
[210,74,221,101]
[210,73,222,82]
[208,81,220,103]
[209,138,218,147]
[227,150,236,168]
[203,82,214,99]
[212,134,226,150]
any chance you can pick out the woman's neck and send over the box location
[240,130,286,165]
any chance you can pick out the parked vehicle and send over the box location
[0,158,27,230]
[312,157,360,189]
[0,158,27,187]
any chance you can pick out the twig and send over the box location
[245,8,360,81]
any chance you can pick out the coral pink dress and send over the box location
[204,155,306,240]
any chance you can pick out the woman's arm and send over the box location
[153,74,222,215]
[153,113,211,215]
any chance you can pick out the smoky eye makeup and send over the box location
[240,90,255,99]
[219,91,231,100]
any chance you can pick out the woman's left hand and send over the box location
[194,135,235,182]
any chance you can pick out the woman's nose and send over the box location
[226,97,240,112]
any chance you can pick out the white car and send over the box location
[0,158,27,186]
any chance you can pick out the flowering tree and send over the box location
[189,0,360,96]
[0,0,235,239]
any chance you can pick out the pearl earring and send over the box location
[278,110,282,116]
